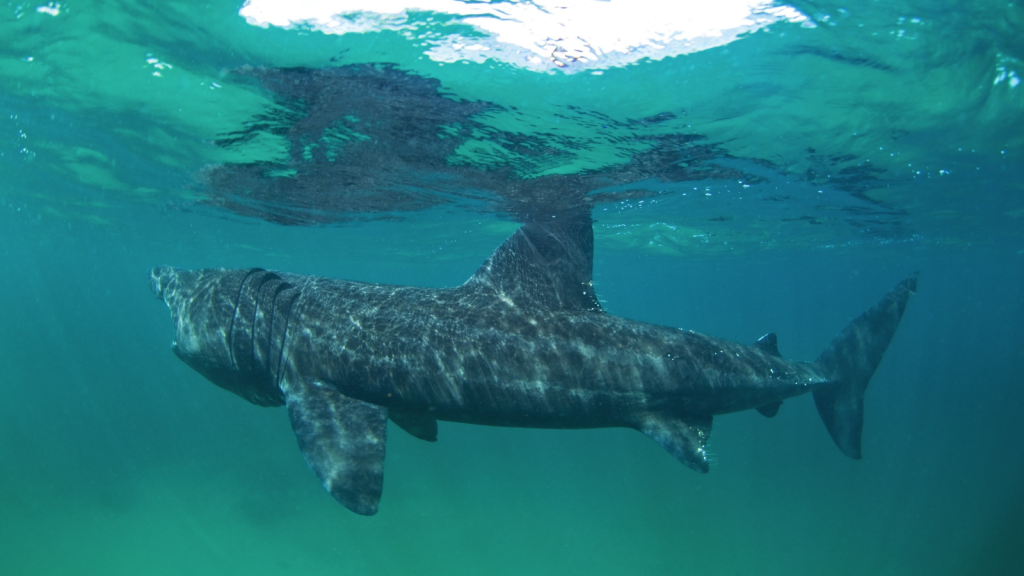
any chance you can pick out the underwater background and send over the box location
[1,1,1022,574]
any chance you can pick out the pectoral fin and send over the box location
[281,378,388,516]
[637,414,713,473]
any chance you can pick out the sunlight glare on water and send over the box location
[240,0,811,72]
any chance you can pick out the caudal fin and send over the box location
[813,273,918,459]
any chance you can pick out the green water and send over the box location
[2,1,1022,575]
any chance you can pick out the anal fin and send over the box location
[389,408,438,442]
[637,414,713,473]
[281,378,388,516]
[756,401,783,418]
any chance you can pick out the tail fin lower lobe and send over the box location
[813,273,918,459]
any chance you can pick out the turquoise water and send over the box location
[2,1,1023,574]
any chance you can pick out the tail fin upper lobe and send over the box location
[813,273,918,459]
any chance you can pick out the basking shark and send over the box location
[150,215,917,515]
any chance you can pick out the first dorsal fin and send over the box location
[465,213,602,312]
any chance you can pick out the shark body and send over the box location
[150,216,917,515]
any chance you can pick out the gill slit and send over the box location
[228,268,263,371]
[250,273,279,369]
[276,286,300,387]
[266,281,288,373]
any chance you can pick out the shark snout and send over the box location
[149,266,178,300]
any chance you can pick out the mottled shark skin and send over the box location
[150,215,917,515]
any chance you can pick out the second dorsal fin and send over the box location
[755,333,780,357]
[465,214,602,312]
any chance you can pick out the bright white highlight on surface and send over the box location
[36,3,61,16]
[145,54,173,77]
[994,54,1021,89]
[240,0,809,73]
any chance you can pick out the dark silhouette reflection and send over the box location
[202,64,755,224]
